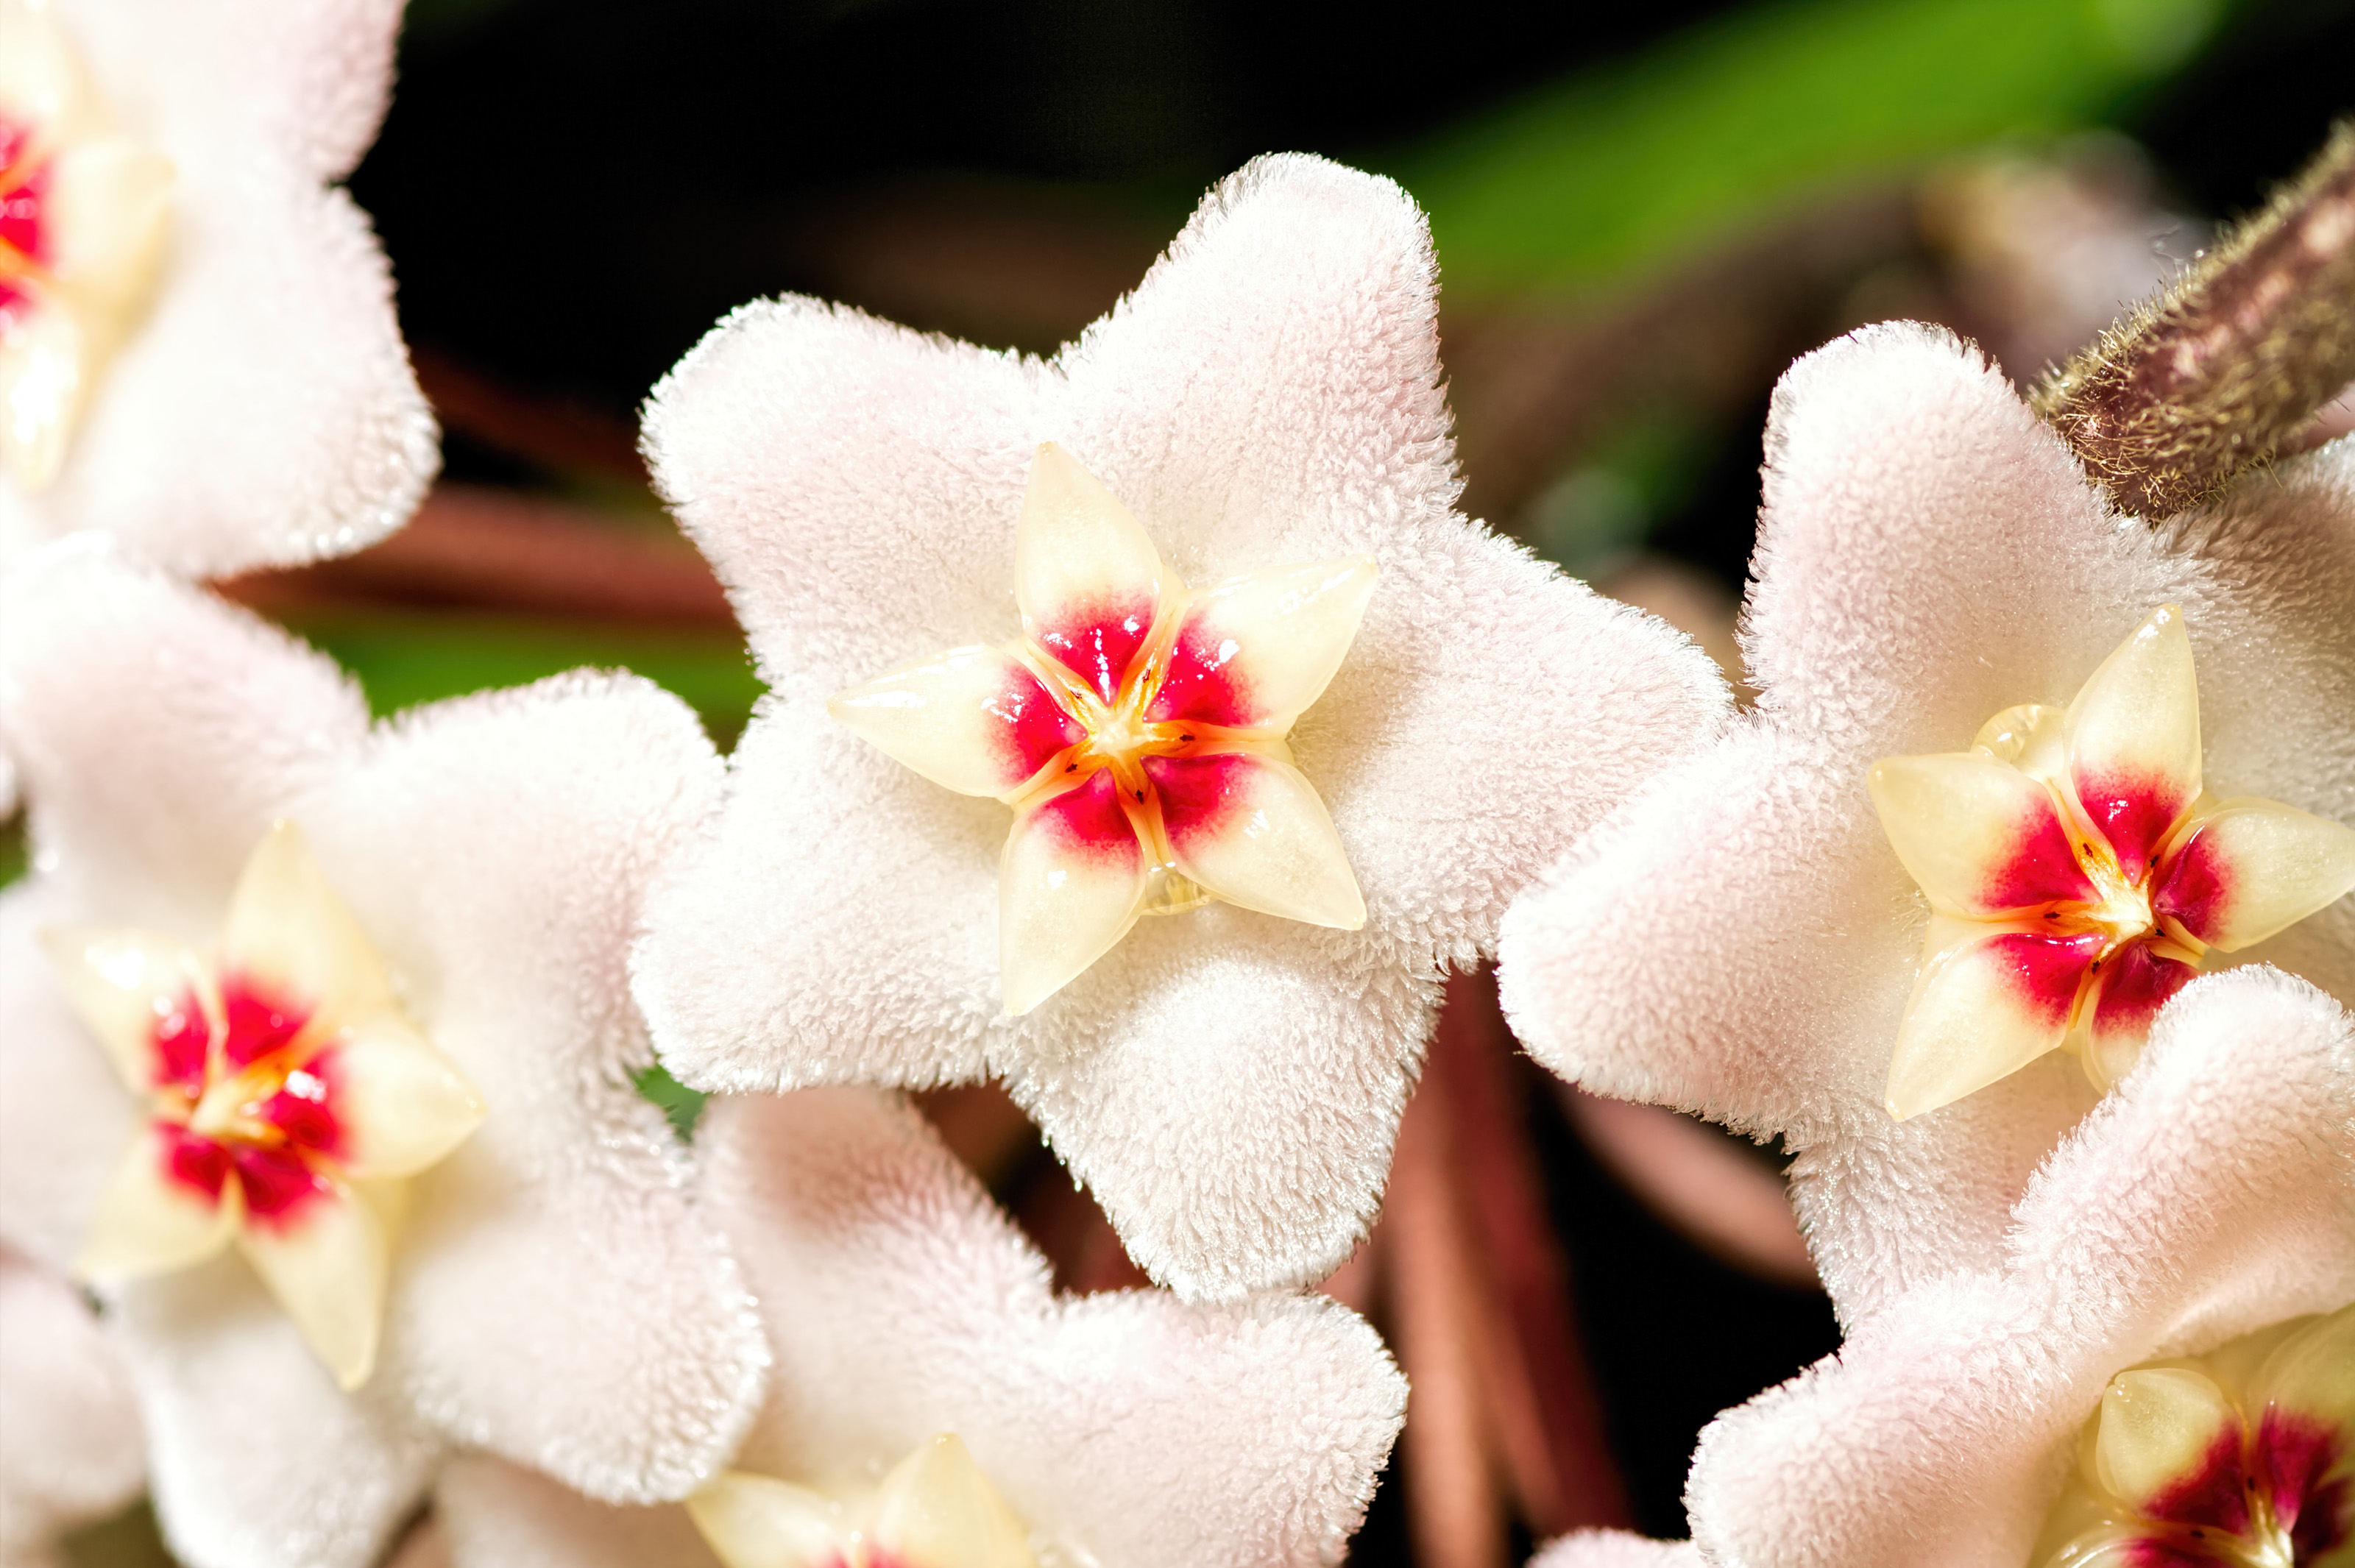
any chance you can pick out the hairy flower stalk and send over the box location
[2034,121,2355,519]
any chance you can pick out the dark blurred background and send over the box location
[80,1,2351,1562]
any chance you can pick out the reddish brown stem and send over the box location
[216,484,736,629]
[2036,122,2355,519]
[1386,1068,1507,1568]
[1431,968,1634,1536]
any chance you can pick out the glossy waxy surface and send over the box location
[829,442,1377,1015]
[44,820,482,1388]
[691,1433,1041,1568]
[0,0,171,488]
[2032,1307,2354,1567]
[1869,606,2355,1119]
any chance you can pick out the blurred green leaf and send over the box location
[634,1062,712,1140]
[1388,0,2223,298]
[294,613,765,751]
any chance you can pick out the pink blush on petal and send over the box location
[987,664,1086,781]
[2074,767,2192,884]
[256,1057,345,1161]
[2259,1411,2350,1556]
[219,976,311,1068]
[150,990,213,1096]
[230,1144,333,1227]
[1028,768,1142,862]
[1983,795,2100,911]
[1140,752,1256,854]
[0,157,48,267]
[2142,1426,2253,1535]
[2089,943,2198,1053]
[1035,597,1155,706]
[159,1124,231,1204]
[1983,929,2106,1027]
[1146,614,1257,728]
[2153,826,2232,946]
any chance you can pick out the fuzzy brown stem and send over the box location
[2033,121,2355,519]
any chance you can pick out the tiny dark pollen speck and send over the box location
[1066,763,1077,772]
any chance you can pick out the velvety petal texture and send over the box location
[0,541,768,1568]
[1528,1533,1702,1568]
[1500,323,2355,1325]
[703,1087,1408,1568]
[1682,966,2355,1568]
[0,0,436,576]
[0,1252,144,1568]
[634,153,1728,1299]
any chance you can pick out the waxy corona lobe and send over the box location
[2033,1307,2354,1568]
[0,0,171,487]
[1871,606,2355,1121]
[829,441,1377,1015]
[692,1433,1039,1568]
[43,820,483,1390]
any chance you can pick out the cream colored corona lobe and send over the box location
[0,0,174,488]
[45,822,482,1389]
[829,443,1377,1015]
[1869,606,2355,1121]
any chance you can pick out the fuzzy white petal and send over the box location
[294,675,767,1501]
[0,538,370,939]
[436,1455,723,1568]
[1684,967,2355,1568]
[0,0,433,576]
[0,888,144,1274]
[705,1088,1406,1567]
[0,551,767,1526]
[634,155,1726,1296]
[117,1258,437,1568]
[1498,330,2355,1324]
[1527,1533,1701,1568]
[0,1255,144,1565]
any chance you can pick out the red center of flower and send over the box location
[0,116,49,330]
[149,977,347,1229]
[1991,777,2225,1056]
[2120,1410,2348,1565]
[993,600,1271,863]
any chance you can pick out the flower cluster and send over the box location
[1,7,2351,1567]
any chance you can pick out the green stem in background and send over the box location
[2035,120,2355,519]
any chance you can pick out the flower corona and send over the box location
[0,0,172,488]
[829,441,1376,1015]
[44,820,483,1388]
[1869,606,2355,1119]
[2032,1306,2353,1567]
[690,1433,1039,1568]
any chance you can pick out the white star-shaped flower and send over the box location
[1682,968,2353,1568]
[631,153,1729,1300]
[1498,322,2355,1324]
[1519,968,2354,1568]
[0,0,435,575]
[422,1085,1406,1568]
[0,541,768,1568]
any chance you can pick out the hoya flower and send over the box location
[0,541,768,1568]
[827,441,1379,1015]
[423,1087,1408,1568]
[1871,603,2355,1115]
[0,1249,144,1568]
[0,0,435,575]
[1675,966,2355,1568]
[1499,322,2355,1323]
[1516,968,2352,1568]
[633,153,1727,1299]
